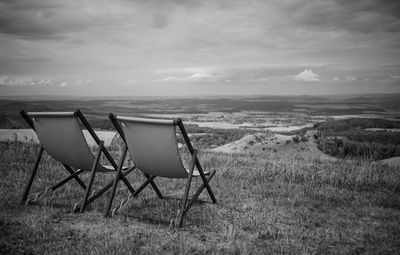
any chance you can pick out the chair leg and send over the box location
[177,150,197,228]
[144,173,163,199]
[120,174,136,194]
[50,169,85,191]
[106,173,161,216]
[185,170,216,211]
[131,175,156,197]
[80,142,103,213]
[104,146,128,217]
[196,162,217,204]
[21,146,44,204]
[63,164,87,190]
[83,167,135,207]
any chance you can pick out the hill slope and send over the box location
[1,141,399,254]
[212,130,337,161]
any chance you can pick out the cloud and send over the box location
[0,76,41,86]
[0,76,91,87]
[156,72,214,82]
[294,69,320,82]
[345,75,357,81]
[290,0,400,33]
[0,1,67,40]
[390,75,400,80]
[0,0,137,40]
[155,65,309,83]
[186,73,213,80]
[331,75,358,82]
[0,0,399,95]
[378,74,400,82]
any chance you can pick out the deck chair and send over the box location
[105,114,217,228]
[19,110,138,213]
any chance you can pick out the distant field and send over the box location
[0,129,116,147]
[366,128,400,132]
[2,95,400,160]
[1,94,400,129]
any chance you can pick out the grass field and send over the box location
[1,140,400,254]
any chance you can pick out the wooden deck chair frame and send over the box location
[106,114,217,228]
[19,109,138,213]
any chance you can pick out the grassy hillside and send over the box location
[1,140,399,254]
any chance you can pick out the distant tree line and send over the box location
[177,125,249,149]
[314,118,400,132]
[315,118,400,160]
[317,137,400,160]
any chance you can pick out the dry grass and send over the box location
[1,141,400,254]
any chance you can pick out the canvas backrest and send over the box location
[27,112,96,171]
[116,116,188,178]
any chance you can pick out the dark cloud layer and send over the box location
[1,0,399,41]
[0,0,124,40]
[0,0,61,39]
[0,0,399,95]
[288,0,400,33]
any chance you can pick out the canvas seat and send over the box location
[19,110,138,213]
[105,114,217,228]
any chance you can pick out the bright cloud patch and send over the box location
[156,72,214,82]
[390,75,400,80]
[345,75,357,82]
[0,76,90,87]
[187,73,213,80]
[294,69,320,82]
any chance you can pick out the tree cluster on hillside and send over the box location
[314,118,400,132]
[345,131,400,145]
[315,118,400,160]
[318,137,400,160]
[177,125,249,149]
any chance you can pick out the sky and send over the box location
[0,0,399,96]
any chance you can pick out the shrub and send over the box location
[300,136,308,142]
